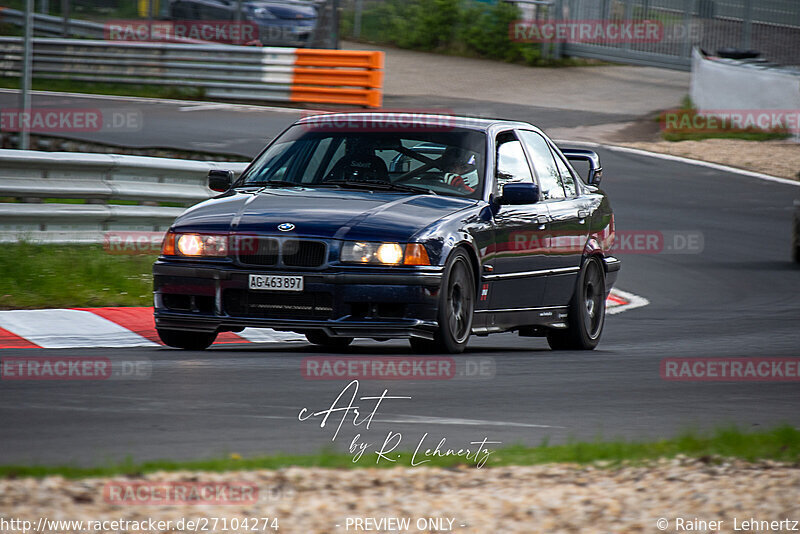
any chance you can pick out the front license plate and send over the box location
[249,274,304,292]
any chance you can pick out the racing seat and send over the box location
[324,152,390,183]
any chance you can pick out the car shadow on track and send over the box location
[189,343,554,355]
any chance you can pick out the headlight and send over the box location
[252,6,276,19]
[340,241,430,265]
[162,232,227,257]
[177,234,203,256]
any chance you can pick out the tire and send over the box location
[547,256,606,351]
[410,249,475,354]
[305,331,353,350]
[157,329,217,350]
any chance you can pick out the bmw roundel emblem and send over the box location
[278,222,295,232]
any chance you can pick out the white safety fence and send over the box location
[0,150,248,244]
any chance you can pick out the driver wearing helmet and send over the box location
[439,146,478,193]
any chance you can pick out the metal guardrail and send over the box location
[0,6,244,45]
[0,5,335,47]
[0,149,247,244]
[0,7,105,38]
[0,37,385,107]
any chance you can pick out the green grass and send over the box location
[0,243,157,309]
[661,130,790,142]
[0,22,24,37]
[658,96,791,142]
[0,426,798,479]
[0,77,206,101]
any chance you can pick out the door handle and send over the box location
[535,215,549,229]
[577,209,589,223]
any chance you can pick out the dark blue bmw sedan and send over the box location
[153,113,620,353]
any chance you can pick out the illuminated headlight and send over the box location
[162,232,228,257]
[341,241,404,265]
[339,242,430,265]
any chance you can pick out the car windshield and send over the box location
[237,125,487,199]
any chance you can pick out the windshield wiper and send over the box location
[322,179,437,195]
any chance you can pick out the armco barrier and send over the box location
[690,47,800,112]
[0,150,247,244]
[0,38,385,108]
[0,7,106,39]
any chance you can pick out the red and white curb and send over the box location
[606,288,650,315]
[0,289,647,349]
[0,308,304,349]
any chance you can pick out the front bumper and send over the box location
[256,21,316,46]
[603,255,621,293]
[153,260,444,339]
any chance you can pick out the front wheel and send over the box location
[410,249,475,354]
[547,256,606,351]
[157,329,217,350]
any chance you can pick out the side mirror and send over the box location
[562,149,603,185]
[208,170,234,192]
[499,182,539,205]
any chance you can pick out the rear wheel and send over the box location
[409,249,475,354]
[157,329,217,350]
[305,331,353,350]
[547,256,605,351]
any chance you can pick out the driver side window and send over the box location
[518,130,565,201]
[496,134,533,190]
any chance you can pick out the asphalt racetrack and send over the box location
[0,94,798,466]
[0,90,637,157]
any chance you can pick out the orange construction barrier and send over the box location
[290,49,385,108]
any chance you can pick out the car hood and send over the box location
[173,188,477,242]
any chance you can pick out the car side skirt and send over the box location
[472,305,570,335]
